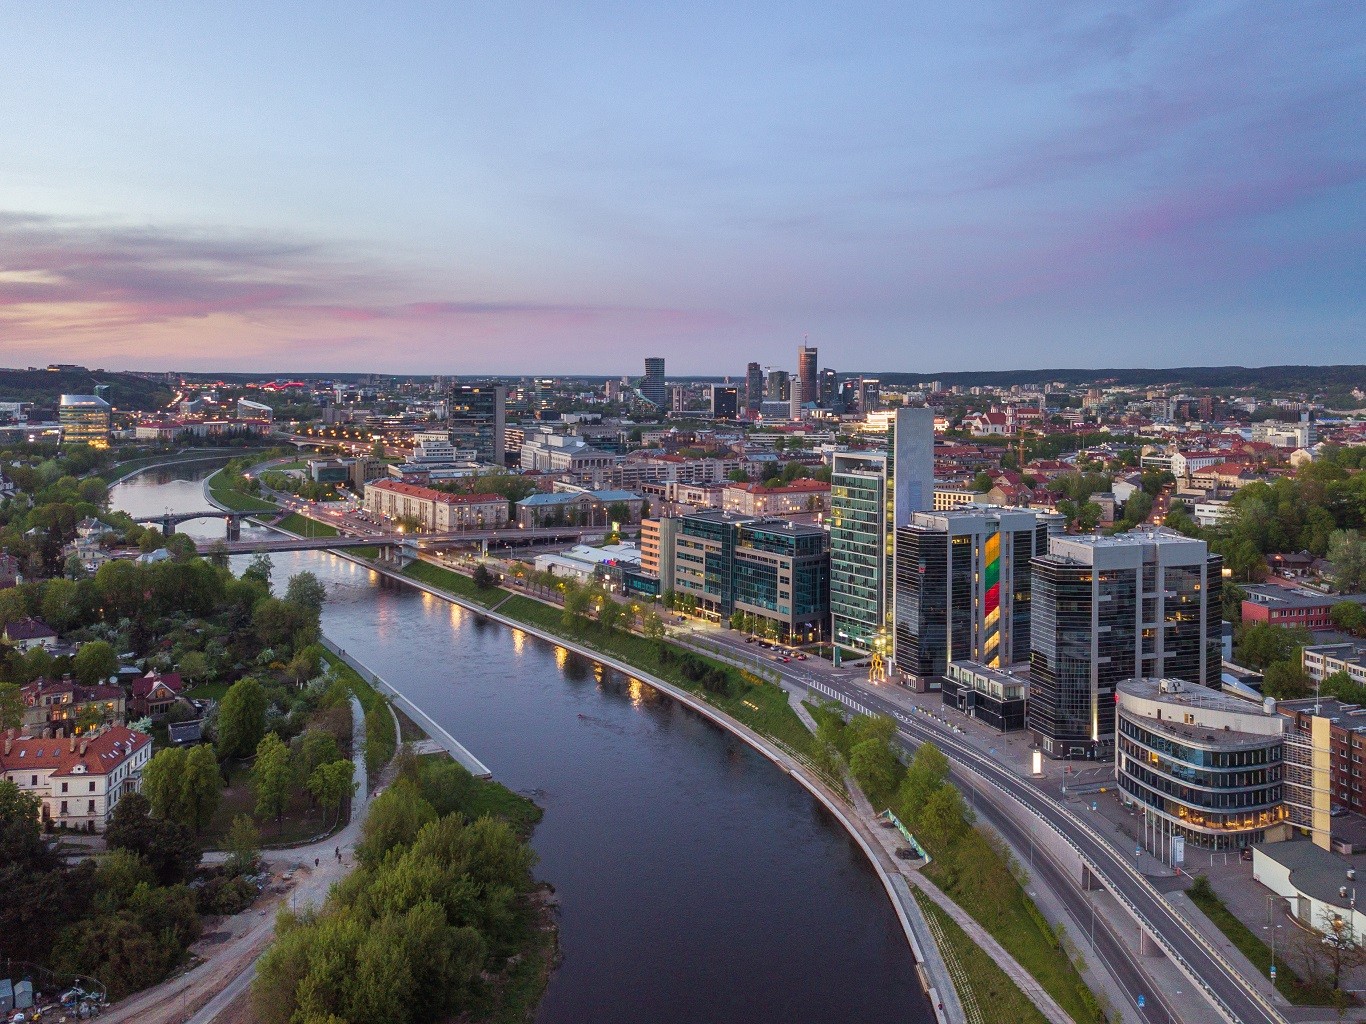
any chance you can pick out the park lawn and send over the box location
[274,511,339,537]
[322,649,395,783]
[403,558,506,607]
[1188,882,1335,1005]
[185,681,230,701]
[913,889,1050,1024]
[204,761,338,848]
[347,545,381,560]
[207,468,277,512]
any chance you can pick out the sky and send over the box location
[0,2,1362,376]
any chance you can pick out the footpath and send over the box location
[101,689,390,1024]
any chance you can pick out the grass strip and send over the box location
[274,511,339,537]
[1188,880,1334,1005]
[206,467,278,512]
[402,558,507,607]
[321,649,396,783]
[913,888,1049,1024]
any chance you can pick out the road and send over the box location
[685,625,1281,1024]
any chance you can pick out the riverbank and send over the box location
[322,550,956,1022]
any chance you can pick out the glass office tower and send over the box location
[1027,528,1223,759]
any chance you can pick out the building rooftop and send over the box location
[1255,839,1366,914]
[1243,583,1366,611]
[0,725,149,777]
[1118,677,1281,747]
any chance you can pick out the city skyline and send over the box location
[1,3,1362,373]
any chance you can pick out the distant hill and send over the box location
[864,365,1366,391]
[0,367,175,410]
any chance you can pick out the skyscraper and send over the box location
[859,378,881,414]
[641,357,667,407]
[798,344,818,410]
[59,394,112,448]
[766,369,789,402]
[829,407,934,658]
[893,506,1053,689]
[745,362,764,413]
[818,367,837,409]
[1027,528,1223,759]
[448,384,507,464]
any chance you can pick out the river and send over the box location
[112,462,930,1024]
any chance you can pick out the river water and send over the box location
[112,463,929,1024]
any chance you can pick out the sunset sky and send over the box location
[1,2,1362,375]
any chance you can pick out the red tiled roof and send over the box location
[0,726,149,777]
[727,479,830,495]
[369,480,505,505]
[132,672,183,698]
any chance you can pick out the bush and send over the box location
[197,874,258,916]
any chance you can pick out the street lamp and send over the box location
[1263,923,1282,981]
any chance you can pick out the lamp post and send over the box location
[1263,923,1282,982]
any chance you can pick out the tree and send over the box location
[141,747,189,821]
[206,540,231,569]
[606,501,631,525]
[41,577,81,631]
[642,611,665,641]
[73,639,118,686]
[217,677,267,759]
[254,597,319,656]
[105,792,201,885]
[1262,660,1313,700]
[471,563,495,590]
[307,759,356,828]
[1331,602,1366,636]
[918,784,969,851]
[1328,530,1366,593]
[0,682,22,731]
[226,814,261,875]
[1316,906,1366,991]
[252,732,295,823]
[243,552,274,589]
[181,744,223,831]
[848,738,900,804]
[897,743,950,821]
[285,571,328,615]
[356,779,436,867]
[179,650,210,686]
[1235,622,1313,670]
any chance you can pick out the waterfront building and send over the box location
[671,510,829,641]
[448,384,507,465]
[1117,677,1288,850]
[641,357,667,407]
[364,480,509,531]
[942,660,1027,732]
[828,407,934,658]
[58,394,111,448]
[1028,528,1222,759]
[893,505,1052,689]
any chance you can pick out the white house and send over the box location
[0,725,151,831]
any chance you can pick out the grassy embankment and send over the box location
[913,889,1049,1024]
[398,560,829,779]
[806,700,1105,1023]
[1188,877,1335,1005]
[274,511,340,537]
[206,465,278,513]
[321,649,396,784]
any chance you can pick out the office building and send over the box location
[1028,528,1222,759]
[859,378,880,414]
[642,357,667,407]
[818,367,837,409]
[709,385,739,420]
[671,510,829,641]
[829,407,935,657]
[59,394,112,448]
[1118,678,1287,850]
[1277,697,1366,850]
[894,506,1053,688]
[797,344,818,410]
[448,384,506,465]
[640,516,679,587]
[745,362,764,413]
[767,369,790,403]
[943,660,1027,732]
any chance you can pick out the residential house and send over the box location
[20,678,126,736]
[2,617,59,653]
[0,725,152,832]
[131,671,184,718]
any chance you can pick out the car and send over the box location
[796,653,808,661]
[780,656,791,663]
[745,636,755,643]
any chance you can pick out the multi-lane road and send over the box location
[686,627,1283,1024]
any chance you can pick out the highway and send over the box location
[684,627,1282,1024]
